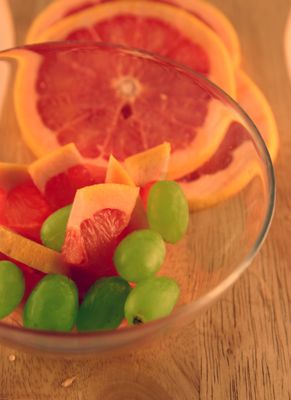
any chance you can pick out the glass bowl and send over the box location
[0,42,275,356]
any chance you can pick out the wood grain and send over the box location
[1,0,291,399]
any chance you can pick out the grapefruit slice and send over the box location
[160,0,241,67]
[34,1,235,95]
[0,163,52,241]
[0,225,67,275]
[105,143,172,231]
[124,142,170,187]
[178,70,279,210]
[62,183,139,270]
[28,143,97,209]
[105,154,135,186]
[11,39,232,179]
[26,0,240,66]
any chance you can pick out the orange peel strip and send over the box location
[0,225,67,275]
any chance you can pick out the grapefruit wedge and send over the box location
[25,0,240,66]
[124,142,170,187]
[0,163,52,241]
[178,70,279,210]
[106,144,172,230]
[11,39,232,179]
[105,154,135,186]
[62,183,139,270]
[105,155,148,231]
[28,143,97,209]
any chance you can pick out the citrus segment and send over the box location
[2,180,51,241]
[62,183,139,270]
[0,170,52,242]
[12,41,233,179]
[105,155,135,186]
[28,143,97,209]
[124,142,170,187]
[178,70,278,209]
[0,225,67,275]
[26,0,240,66]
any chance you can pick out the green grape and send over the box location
[125,276,180,325]
[147,181,189,243]
[0,261,25,319]
[23,274,78,332]
[41,204,72,252]
[114,229,166,282]
[77,277,131,332]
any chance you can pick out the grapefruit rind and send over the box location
[67,183,139,228]
[236,70,279,162]
[124,142,170,186]
[105,155,135,186]
[36,1,236,97]
[179,141,264,210]
[12,43,234,179]
[168,99,235,179]
[28,143,83,192]
[0,225,67,275]
[179,69,278,210]
[25,0,97,43]
[25,0,241,67]
[11,48,62,157]
[161,0,241,67]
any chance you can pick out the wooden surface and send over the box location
[1,0,291,399]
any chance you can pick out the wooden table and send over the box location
[1,0,291,398]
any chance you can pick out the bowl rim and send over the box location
[0,41,275,352]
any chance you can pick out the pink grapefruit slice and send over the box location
[28,143,98,209]
[26,0,240,66]
[62,183,139,270]
[178,70,279,210]
[11,39,232,180]
[34,1,235,95]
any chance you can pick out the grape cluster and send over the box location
[0,181,189,332]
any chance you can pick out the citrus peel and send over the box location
[0,225,67,275]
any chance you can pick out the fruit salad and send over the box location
[0,143,189,332]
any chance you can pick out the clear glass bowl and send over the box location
[0,42,275,355]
